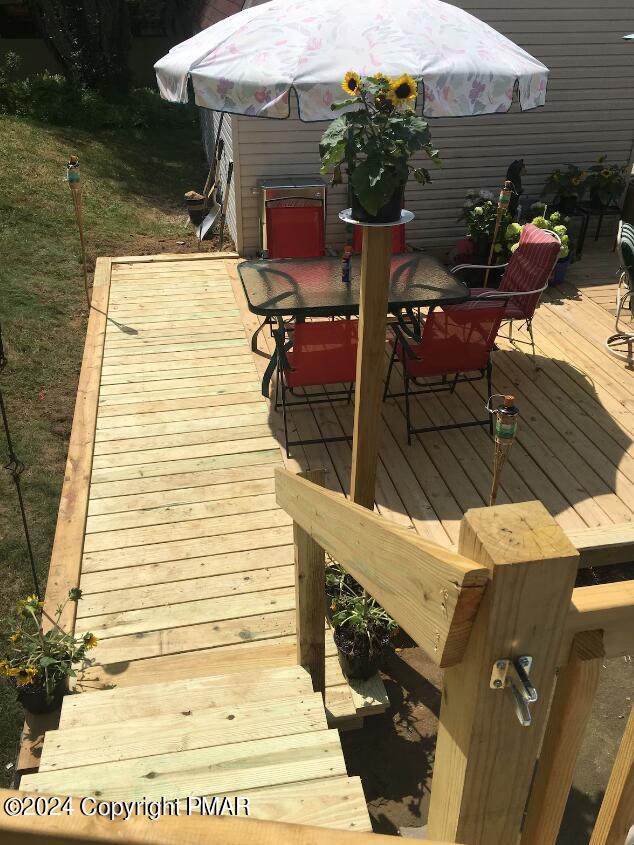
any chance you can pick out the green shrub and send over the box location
[0,55,195,132]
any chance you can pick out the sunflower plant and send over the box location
[0,589,97,707]
[584,155,627,207]
[542,164,587,206]
[319,71,440,217]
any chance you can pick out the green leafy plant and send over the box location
[331,582,397,643]
[584,156,627,207]
[463,200,514,263]
[0,590,96,704]
[319,71,440,216]
[542,164,587,204]
[527,208,571,259]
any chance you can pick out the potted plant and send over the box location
[325,557,363,620]
[456,196,514,286]
[319,71,440,223]
[520,205,572,285]
[584,156,627,209]
[541,164,587,214]
[331,583,396,680]
[0,590,97,714]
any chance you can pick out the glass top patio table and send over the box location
[237,253,469,318]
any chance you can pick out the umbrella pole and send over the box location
[350,224,393,509]
[483,180,513,288]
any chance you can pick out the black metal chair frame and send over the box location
[272,318,355,458]
[383,305,505,445]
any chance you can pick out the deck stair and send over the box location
[20,664,371,831]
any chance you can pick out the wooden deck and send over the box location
[232,241,634,547]
[19,239,633,824]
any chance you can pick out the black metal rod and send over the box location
[0,326,41,597]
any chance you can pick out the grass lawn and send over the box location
[0,109,207,784]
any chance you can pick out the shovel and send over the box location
[196,139,225,242]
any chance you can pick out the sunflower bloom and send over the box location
[341,72,362,97]
[84,633,98,649]
[9,632,21,643]
[15,666,38,687]
[571,176,581,186]
[388,74,417,105]
[601,168,611,178]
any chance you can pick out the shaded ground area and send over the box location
[0,111,225,784]
[342,564,633,842]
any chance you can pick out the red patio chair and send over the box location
[252,199,326,353]
[452,223,561,355]
[273,320,358,457]
[383,300,506,444]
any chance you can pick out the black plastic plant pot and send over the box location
[333,626,389,680]
[186,198,206,226]
[14,676,67,715]
[351,183,404,224]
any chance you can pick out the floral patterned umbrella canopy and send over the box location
[155,0,548,120]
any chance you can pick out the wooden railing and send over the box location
[276,467,634,845]
[0,788,458,844]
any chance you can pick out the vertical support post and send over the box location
[427,502,579,845]
[521,630,604,845]
[589,704,634,845]
[294,469,326,697]
[350,225,393,510]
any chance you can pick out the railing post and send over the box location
[427,502,579,845]
[589,703,634,845]
[521,629,604,845]
[294,469,326,697]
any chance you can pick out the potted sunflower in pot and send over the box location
[0,590,97,714]
[319,71,440,223]
[584,156,627,210]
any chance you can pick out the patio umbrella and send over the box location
[155,0,549,509]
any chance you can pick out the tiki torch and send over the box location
[483,180,513,288]
[66,155,91,308]
[487,394,520,506]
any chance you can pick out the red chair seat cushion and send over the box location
[284,321,358,388]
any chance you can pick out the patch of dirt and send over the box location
[341,644,441,835]
[117,229,236,258]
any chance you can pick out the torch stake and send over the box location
[66,155,91,308]
[488,394,520,506]
[483,180,513,288]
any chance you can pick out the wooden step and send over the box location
[39,694,327,772]
[61,665,313,729]
[222,776,371,831]
[20,729,348,801]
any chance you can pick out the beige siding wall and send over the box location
[232,0,634,255]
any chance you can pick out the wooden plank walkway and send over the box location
[19,253,381,830]
[69,254,387,728]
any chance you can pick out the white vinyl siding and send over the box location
[230,0,634,255]
[207,111,243,253]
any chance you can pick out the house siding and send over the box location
[230,0,634,255]
[203,110,243,253]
